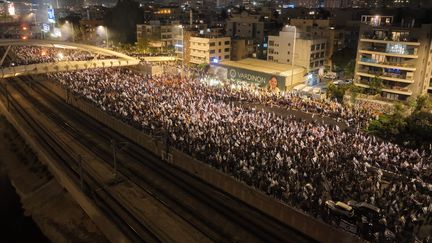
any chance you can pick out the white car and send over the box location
[324,72,337,79]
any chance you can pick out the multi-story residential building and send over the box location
[225,10,265,56]
[189,36,231,64]
[290,18,345,68]
[231,38,254,61]
[354,16,432,100]
[267,26,327,73]
[136,21,181,47]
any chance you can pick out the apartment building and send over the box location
[189,36,231,65]
[289,18,345,67]
[354,16,432,100]
[267,26,327,73]
[230,38,254,61]
[136,21,181,47]
[225,11,265,56]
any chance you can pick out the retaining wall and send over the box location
[42,79,363,243]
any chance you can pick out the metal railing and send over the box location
[361,34,418,43]
[359,58,416,68]
[357,69,410,80]
[362,47,417,55]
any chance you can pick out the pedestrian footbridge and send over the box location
[0,39,140,79]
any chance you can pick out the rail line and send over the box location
[4,79,161,243]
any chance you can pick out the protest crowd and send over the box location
[4,46,114,66]
[5,45,430,241]
[46,66,432,242]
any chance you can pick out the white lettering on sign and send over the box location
[228,68,268,85]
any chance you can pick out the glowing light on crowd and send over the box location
[57,52,64,60]
[8,3,15,16]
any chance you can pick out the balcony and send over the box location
[355,80,413,96]
[359,48,418,58]
[360,34,420,46]
[358,58,416,71]
[356,70,414,84]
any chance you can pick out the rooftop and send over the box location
[219,58,305,77]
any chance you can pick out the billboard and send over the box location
[48,8,55,23]
[211,64,285,90]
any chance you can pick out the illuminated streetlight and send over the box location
[177,25,184,67]
[63,21,75,42]
[57,52,64,60]
[97,25,109,47]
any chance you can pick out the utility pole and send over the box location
[78,155,84,190]
[291,25,297,88]
[4,83,9,110]
[111,139,117,177]
[105,26,109,48]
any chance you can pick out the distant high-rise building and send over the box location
[291,0,320,8]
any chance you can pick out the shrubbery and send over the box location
[367,96,432,147]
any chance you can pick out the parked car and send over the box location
[324,72,337,79]
[332,79,352,86]
[325,200,355,218]
[347,200,382,221]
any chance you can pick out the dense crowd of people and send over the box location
[212,80,392,128]
[47,67,432,242]
[2,46,114,67]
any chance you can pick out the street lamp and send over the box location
[65,21,75,42]
[97,25,109,47]
[177,25,184,68]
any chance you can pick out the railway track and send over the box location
[3,79,161,243]
[8,76,315,243]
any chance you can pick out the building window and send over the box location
[321,43,325,49]
[224,48,230,52]
[320,52,324,58]
[210,50,215,54]
[320,60,324,65]
[311,45,315,51]
[210,42,216,46]
[219,42,221,45]
[269,56,273,60]
[269,41,274,46]
[219,49,222,53]
[225,41,230,45]
[225,55,230,59]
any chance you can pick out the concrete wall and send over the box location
[42,80,363,243]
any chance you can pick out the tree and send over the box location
[412,95,431,113]
[368,76,383,95]
[343,60,356,78]
[367,96,432,146]
[331,48,356,73]
[367,103,407,139]
[327,83,346,102]
[136,38,150,53]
